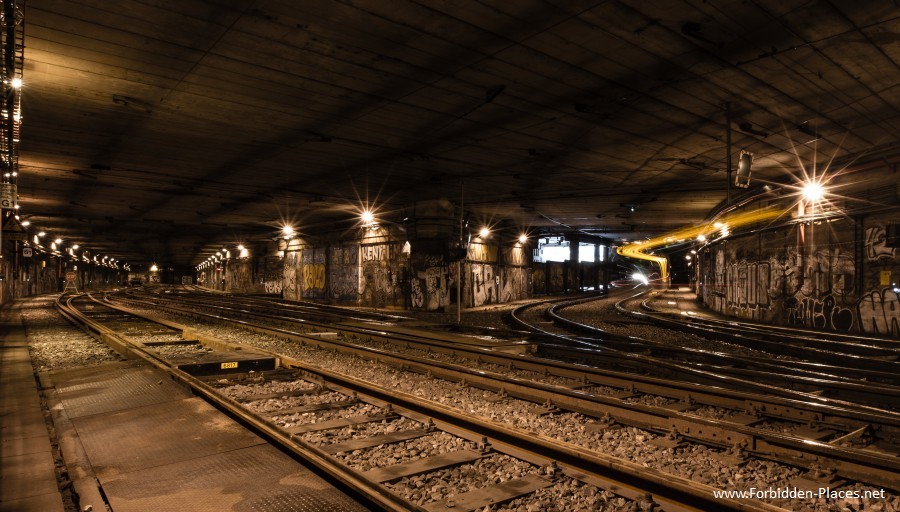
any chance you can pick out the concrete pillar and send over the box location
[568,236,580,291]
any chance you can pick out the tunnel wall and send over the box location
[0,245,124,305]
[209,226,535,311]
[207,232,617,309]
[698,211,899,337]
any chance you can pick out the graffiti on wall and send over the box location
[303,264,326,291]
[264,280,283,295]
[500,267,529,302]
[329,245,359,301]
[865,226,896,261]
[301,248,327,298]
[361,266,394,306]
[411,277,424,308]
[410,251,449,311]
[425,267,448,310]
[361,244,387,263]
[468,242,497,263]
[262,256,283,295]
[857,288,900,337]
[785,294,855,332]
[227,260,253,293]
[360,243,399,307]
[471,263,497,307]
[283,251,300,301]
[725,260,771,318]
[702,219,899,337]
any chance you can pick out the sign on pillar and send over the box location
[0,183,16,209]
[64,271,78,292]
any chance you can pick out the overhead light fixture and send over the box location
[282,225,295,238]
[361,210,375,226]
[10,77,21,89]
[802,181,825,202]
[479,227,490,238]
[518,234,528,244]
[734,151,752,188]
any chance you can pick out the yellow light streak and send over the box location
[615,207,785,281]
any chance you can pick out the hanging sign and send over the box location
[1,214,26,240]
[0,182,16,209]
[22,247,31,257]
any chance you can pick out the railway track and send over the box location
[633,289,900,357]
[57,292,768,511]
[74,288,900,509]
[509,291,900,409]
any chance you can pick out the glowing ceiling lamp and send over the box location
[802,181,825,202]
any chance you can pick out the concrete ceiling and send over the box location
[15,0,900,268]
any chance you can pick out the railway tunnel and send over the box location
[1,1,899,511]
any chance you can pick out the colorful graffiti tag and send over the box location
[701,219,899,337]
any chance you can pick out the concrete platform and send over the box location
[3,300,371,512]
[0,303,65,512]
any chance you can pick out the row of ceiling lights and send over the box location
[195,244,249,271]
[23,226,127,270]
[194,209,534,271]
[193,178,827,273]
[1,75,129,272]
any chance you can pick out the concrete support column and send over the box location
[568,236,580,291]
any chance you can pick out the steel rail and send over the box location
[614,292,900,377]
[510,297,900,410]
[98,291,900,491]
[109,291,900,426]
[59,293,778,512]
[55,294,416,512]
[535,298,900,404]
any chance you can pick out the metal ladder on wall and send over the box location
[0,1,24,180]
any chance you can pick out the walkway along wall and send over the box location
[698,210,899,338]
